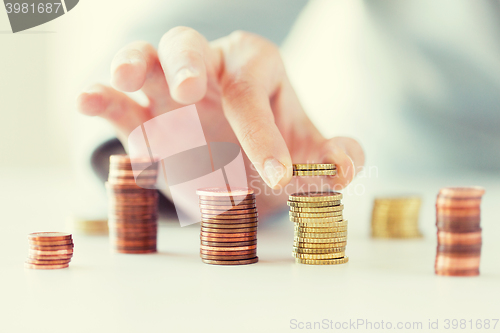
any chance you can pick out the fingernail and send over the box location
[174,67,199,87]
[263,159,286,189]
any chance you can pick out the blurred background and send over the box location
[1,0,500,233]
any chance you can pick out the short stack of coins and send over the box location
[435,187,485,277]
[197,187,258,265]
[25,232,74,269]
[292,163,337,177]
[106,155,159,254]
[371,197,422,238]
[289,191,349,265]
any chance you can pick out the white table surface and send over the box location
[1,168,499,333]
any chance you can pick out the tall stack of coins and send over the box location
[293,163,337,177]
[289,191,348,265]
[435,187,485,276]
[106,155,159,254]
[25,232,74,269]
[197,187,258,265]
[371,197,422,238]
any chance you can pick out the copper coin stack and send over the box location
[197,187,258,265]
[289,191,349,265]
[371,197,422,238]
[435,187,485,277]
[25,232,74,269]
[106,155,159,254]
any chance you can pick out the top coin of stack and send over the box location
[197,187,259,265]
[435,187,485,277]
[25,232,74,269]
[292,163,336,177]
[371,197,422,238]
[289,191,349,265]
[106,155,159,254]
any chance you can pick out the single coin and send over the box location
[201,257,258,265]
[198,195,255,202]
[28,254,73,260]
[293,241,347,249]
[200,199,255,206]
[293,220,348,228]
[295,231,348,239]
[294,236,347,243]
[200,244,256,251]
[199,204,256,210]
[436,196,482,208]
[28,232,72,242]
[289,205,344,213]
[201,213,258,219]
[200,249,256,256]
[287,200,341,208]
[25,263,70,269]
[200,241,257,247]
[436,208,481,217]
[293,252,345,259]
[200,254,256,260]
[293,163,335,170]
[201,222,258,228]
[29,239,73,246]
[114,248,157,254]
[196,187,254,196]
[25,258,71,265]
[435,221,480,233]
[290,211,343,218]
[290,216,344,223]
[294,226,348,233]
[289,191,342,202]
[200,227,258,233]
[435,215,481,224]
[435,268,480,277]
[29,244,74,251]
[29,249,74,256]
[437,231,482,245]
[200,232,257,238]
[200,237,256,243]
[293,170,337,176]
[438,187,486,199]
[295,257,348,265]
[292,247,346,254]
[435,255,481,269]
[201,208,257,215]
[112,241,157,247]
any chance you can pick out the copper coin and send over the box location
[200,244,256,251]
[436,197,482,208]
[111,236,157,242]
[29,239,73,246]
[25,263,69,269]
[437,244,482,253]
[200,237,256,243]
[200,249,256,256]
[25,258,71,265]
[200,222,258,229]
[436,208,480,217]
[201,213,258,219]
[200,254,256,260]
[200,227,258,233]
[29,249,74,256]
[199,204,256,210]
[437,231,482,245]
[28,232,72,242]
[196,187,254,196]
[201,257,258,265]
[198,194,255,202]
[200,232,257,238]
[200,209,257,216]
[438,187,485,199]
[28,254,73,260]
[436,214,481,224]
[115,246,157,251]
[114,249,157,254]
[436,221,481,233]
[30,244,74,251]
[435,255,481,269]
[199,199,255,206]
[200,241,257,247]
[201,218,258,224]
[435,268,479,276]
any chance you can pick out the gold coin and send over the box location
[295,257,349,265]
[292,246,346,254]
[294,236,347,243]
[294,226,348,233]
[293,220,348,228]
[289,192,342,202]
[293,241,347,249]
[292,252,345,259]
[293,163,336,170]
[287,201,341,208]
[295,231,348,239]
[290,211,343,218]
[290,216,344,223]
[289,205,344,213]
[293,170,337,176]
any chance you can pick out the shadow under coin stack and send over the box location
[289,191,348,265]
[106,155,159,254]
[197,188,258,265]
[435,187,485,277]
[371,197,422,238]
[25,232,74,269]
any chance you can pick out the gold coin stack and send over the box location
[289,190,348,265]
[70,217,108,235]
[106,155,159,254]
[371,197,422,238]
[293,163,337,177]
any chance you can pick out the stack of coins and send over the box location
[70,217,108,235]
[289,191,349,265]
[293,163,337,177]
[197,187,258,265]
[25,232,74,269]
[435,187,485,276]
[371,197,422,238]
[106,155,159,254]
